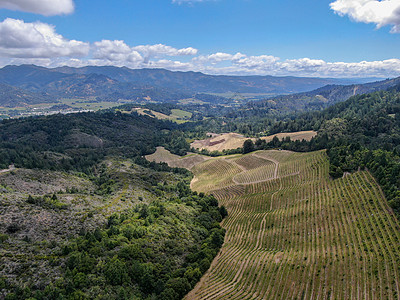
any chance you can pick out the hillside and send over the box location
[246,76,400,114]
[190,131,317,152]
[0,83,53,107]
[0,158,226,299]
[271,83,400,145]
[150,148,400,299]
[258,84,400,216]
[52,66,359,94]
[0,110,192,172]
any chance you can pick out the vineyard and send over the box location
[181,149,400,299]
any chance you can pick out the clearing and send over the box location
[145,146,211,170]
[191,131,317,152]
[132,108,192,123]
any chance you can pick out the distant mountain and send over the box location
[0,65,69,91]
[0,83,53,107]
[0,64,389,107]
[249,76,400,113]
[0,66,196,105]
[52,65,361,94]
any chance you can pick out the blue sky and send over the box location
[0,0,399,77]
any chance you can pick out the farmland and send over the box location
[191,131,317,152]
[164,149,400,299]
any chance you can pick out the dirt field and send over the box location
[191,131,317,152]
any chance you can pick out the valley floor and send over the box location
[178,150,400,299]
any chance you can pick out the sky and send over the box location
[0,0,399,78]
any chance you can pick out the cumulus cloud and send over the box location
[92,40,198,66]
[189,53,400,77]
[93,40,143,66]
[132,44,198,62]
[330,0,400,33]
[0,18,89,58]
[0,19,399,78]
[0,0,74,16]
[193,52,246,64]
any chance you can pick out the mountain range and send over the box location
[0,64,378,108]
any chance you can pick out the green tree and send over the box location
[243,139,255,154]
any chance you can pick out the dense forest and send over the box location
[0,110,191,172]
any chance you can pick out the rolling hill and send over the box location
[150,148,400,300]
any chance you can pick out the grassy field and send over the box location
[145,146,211,170]
[169,149,400,300]
[132,108,192,124]
[191,131,317,152]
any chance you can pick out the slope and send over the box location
[0,83,53,107]
[182,150,400,300]
[248,76,400,114]
[0,158,226,299]
[1,65,360,96]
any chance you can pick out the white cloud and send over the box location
[92,40,197,66]
[330,0,400,33]
[0,19,399,78]
[0,0,74,16]
[93,40,143,66]
[132,44,198,62]
[194,52,246,64]
[189,53,400,77]
[0,18,89,58]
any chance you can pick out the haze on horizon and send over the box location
[0,0,399,78]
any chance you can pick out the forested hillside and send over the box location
[0,110,227,299]
[260,84,400,215]
[249,76,400,113]
[0,110,191,172]
[0,159,226,299]
[0,83,53,107]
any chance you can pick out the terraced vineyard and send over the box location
[182,150,400,300]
